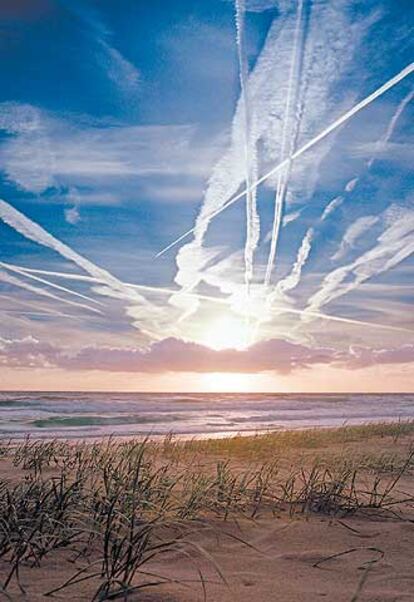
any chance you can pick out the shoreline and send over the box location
[0,415,413,442]
[0,418,413,448]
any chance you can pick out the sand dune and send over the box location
[0,423,413,601]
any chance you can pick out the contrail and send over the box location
[235,0,260,292]
[273,226,314,297]
[3,263,230,306]
[5,259,407,334]
[156,62,414,257]
[37,265,410,334]
[367,87,414,168]
[305,207,414,315]
[269,302,414,334]
[0,269,101,314]
[128,279,414,334]
[279,86,414,294]
[169,2,355,315]
[264,0,304,287]
[0,199,131,293]
[1,266,101,283]
[131,277,414,334]
[1,309,78,319]
[0,262,104,307]
[0,293,84,319]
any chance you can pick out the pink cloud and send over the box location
[1,336,413,375]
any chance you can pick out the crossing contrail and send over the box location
[0,199,131,293]
[0,293,87,319]
[269,302,414,334]
[0,269,101,315]
[235,0,260,293]
[21,262,411,334]
[278,85,414,297]
[127,280,414,334]
[156,62,414,258]
[1,266,101,283]
[0,262,104,307]
[1,247,407,334]
[264,0,304,287]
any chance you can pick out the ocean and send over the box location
[0,391,413,440]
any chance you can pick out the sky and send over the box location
[0,0,413,392]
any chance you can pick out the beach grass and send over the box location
[0,421,413,599]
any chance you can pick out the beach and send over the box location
[0,421,413,601]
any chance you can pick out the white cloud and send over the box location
[305,204,414,315]
[352,141,414,168]
[63,207,80,224]
[321,196,344,220]
[272,227,314,297]
[331,215,379,261]
[172,0,375,312]
[60,0,140,96]
[282,209,301,227]
[0,104,223,199]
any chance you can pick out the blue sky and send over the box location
[0,0,413,391]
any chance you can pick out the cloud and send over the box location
[352,141,414,169]
[321,195,344,220]
[0,198,210,343]
[272,226,314,297]
[0,103,223,200]
[331,215,379,261]
[0,104,56,193]
[59,0,140,96]
[222,0,279,12]
[0,335,338,373]
[64,207,80,225]
[0,336,60,368]
[282,210,301,227]
[305,204,414,315]
[1,335,413,374]
[0,199,125,288]
[346,345,414,369]
[171,0,376,308]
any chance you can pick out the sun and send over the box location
[200,315,251,351]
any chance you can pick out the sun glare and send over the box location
[200,315,251,351]
[201,372,254,392]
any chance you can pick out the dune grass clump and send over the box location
[172,420,414,461]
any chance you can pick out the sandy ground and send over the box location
[1,515,413,601]
[0,432,413,601]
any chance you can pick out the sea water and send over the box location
[0,391,413,439]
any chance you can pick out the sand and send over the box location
[0,426,413,601]
[1,513,413,600]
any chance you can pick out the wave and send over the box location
[31,414,183,429]
[0,392,411,438]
